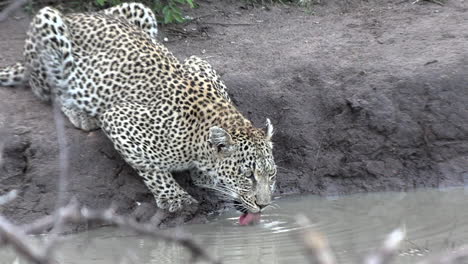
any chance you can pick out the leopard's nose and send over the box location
[255,201,268,210]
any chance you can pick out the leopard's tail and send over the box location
[0,62,27,87]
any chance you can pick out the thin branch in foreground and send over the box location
[365,227,406,264]
[297,215,468,264]
[0,214,52,264]
[416,245,468,264]
[1,200,222,264]
[412,0,445,5]
[297,215,406,264]
[296,214,337,264]
[42,99,70,256]
[0,190,18,206]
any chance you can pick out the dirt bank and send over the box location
[0,0,467,229]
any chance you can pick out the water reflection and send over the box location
[1,187,468,264]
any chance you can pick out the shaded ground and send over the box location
[0,0,467,229]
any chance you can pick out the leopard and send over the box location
[0,3,277,214]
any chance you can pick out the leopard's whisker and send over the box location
[262,205,275,212]
[270,203,280,209]
[211,186,240,200]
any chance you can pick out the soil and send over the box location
[0,0,467,230]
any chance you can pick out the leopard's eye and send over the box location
[247,172,255,180]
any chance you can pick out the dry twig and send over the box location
[0,190,18,205]
[365,227,406,264]
[40,99,71,258]
[412,0,445,5]
[416,246,468,264]
[297,215,407,264]
[297,215,468,264]
[1,199,221,264]
[0,214,52,264]
[297,214,337,264]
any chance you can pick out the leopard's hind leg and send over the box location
[60,104,100,131]
[100,3,158,41]
[23,7,74,102]
[183,56,231,102]
[25,7,98,131]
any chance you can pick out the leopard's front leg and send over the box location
[99,101,198,212]
[138,170,197,212]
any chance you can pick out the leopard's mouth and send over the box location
[233,200,261,225]
[239,212,261,226]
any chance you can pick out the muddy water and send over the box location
[2,188,468,264]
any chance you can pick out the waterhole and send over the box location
[2,187,468,264]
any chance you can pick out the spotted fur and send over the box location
[0,3,277,213]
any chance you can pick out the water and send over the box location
[2,187,468,264]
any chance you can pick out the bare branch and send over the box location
[0,0,28,22]
[0,214,53,264]
[365,227,406,264]
[297,215,407,264]
[51,100,69,209]
[80,207,222,264]
[0,189,18,205]
[296,214,337,264]
[412,0,445,5]
[416,245,468,264]
[5,200,221,264]
[42,100,70,256]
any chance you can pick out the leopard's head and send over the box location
[208,119,277,213]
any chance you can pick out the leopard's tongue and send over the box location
[239,212,261,226]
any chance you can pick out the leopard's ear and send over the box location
[265,118,274,141]
[208,126,234,157]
